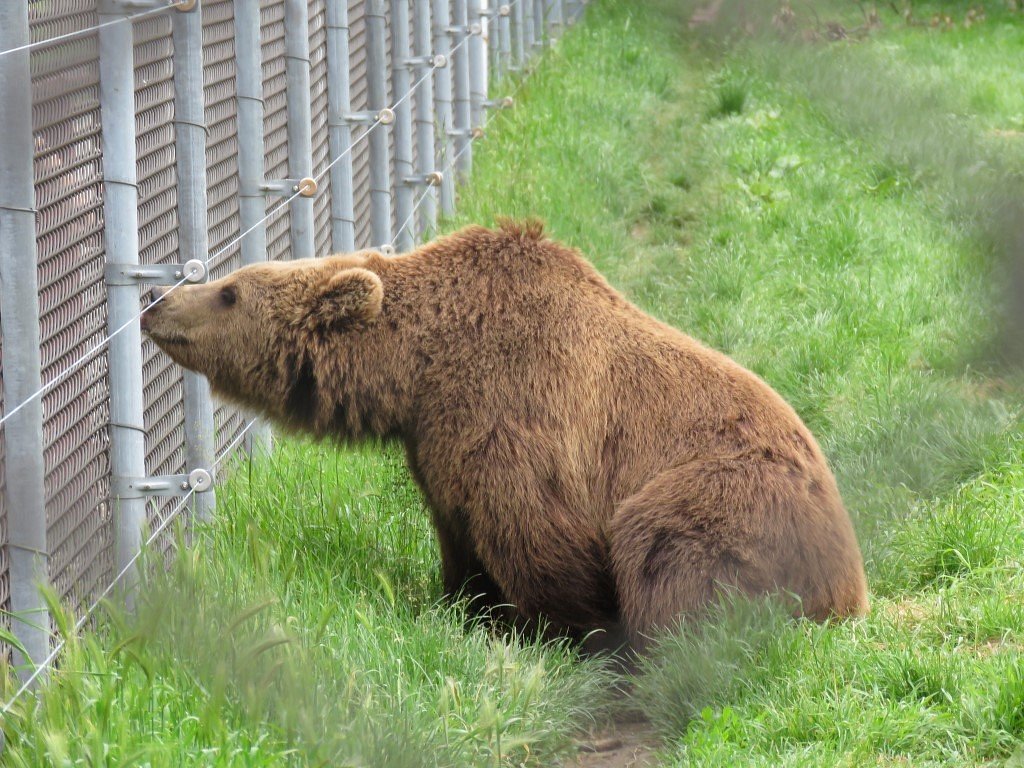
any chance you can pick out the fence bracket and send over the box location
[105,259,208,286]
[483,96,514,110]
[112,468,213,499]
[345,108,396,125]
[403,171,444,187]
[405,53,447,68]
[448,23,483,35]
[260,176,318,199]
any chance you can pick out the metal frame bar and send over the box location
[284,0,316,260]
[366,0,393,247]
[0,1,51,682]
[468,0,487,129]
[97,0,148,602]
[412,0,439,237]
[451,0,473,177]
[431,0,457,216]
[234,0,273,454]
[326,0,357,252]
[390,0,416,252]
[172,0,217,524]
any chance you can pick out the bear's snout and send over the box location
[141,286,171,332]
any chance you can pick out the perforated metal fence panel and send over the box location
[262,0,292,263]
[29,0,114,617]
[310,0,333,257]
[134,12,187,554]
[3,0,525,667]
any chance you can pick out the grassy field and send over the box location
[4,1,1024,765]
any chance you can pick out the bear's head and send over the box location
[142,255,384,425]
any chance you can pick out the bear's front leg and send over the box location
[432,510,507,620]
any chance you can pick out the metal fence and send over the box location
[0,0,586,689]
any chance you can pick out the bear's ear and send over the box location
[308,267,383,329]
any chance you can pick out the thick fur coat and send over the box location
[144,221,868,647]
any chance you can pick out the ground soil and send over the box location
[568,719,659,768]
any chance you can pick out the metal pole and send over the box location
[172,1,217,524]
[412,0,438,237]
[534,0,545,50]
[326,0,356,252]
[499,3,511,78]
[430,0,456,216]
[366,0,392,248]
[234,0,273,454]
[390,0,416,253]
[98,0,147,600]
[285,0,315,260]
[0,2,50,682]
[523,0,534,56]
[467,0,487,129]
[451,0,473,178]
[512,0,525,71]
[552,0,564,36]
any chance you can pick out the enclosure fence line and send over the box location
[0,0,589,707]
[0,415,259,717]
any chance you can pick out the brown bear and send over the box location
[143,220,868,649]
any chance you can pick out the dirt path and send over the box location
[567,720,659,768]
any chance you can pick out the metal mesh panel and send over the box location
[202,0,250,457]
[29,0,114,617]
[261,0,292,262]
[349,0,373,248]
[309,0,333,256]
[133,13,187,553]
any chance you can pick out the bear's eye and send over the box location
[220,286,237,307]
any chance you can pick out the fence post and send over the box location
[326,0,356,252]
[534,0,545,50]
[430,0,457,216]
[553,0,565,37]
[412,0,439,238]
[285,0,316,260]
[467,0,487,130]
[0,3,51,681]
[97,0,148,599]
[234,0,273,454]
[172,0,217,524]
[522,0,534,59]
[512,0,525,71]
[451,0,473,178]
[366,0,393,248]
[390,0,416,252]
[499,3,512,78]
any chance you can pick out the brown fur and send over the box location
[143,221,868,648]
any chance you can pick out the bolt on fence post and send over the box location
[430,0,457,217]
[0,2,51,683]
[512,0,525,71]
[366,0,393,248]
[451,0,473,178]
[285,0,316,260]
[412,0,439,238]
[98,0,148,603]
[467,0,487,129]
[326,0,356,252]
[234,0,273,455]
[390,0,416,253]
[172,0,217,524]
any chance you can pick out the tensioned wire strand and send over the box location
[0,34,467,429]
[0,415,259,716]
[0,2,187,60]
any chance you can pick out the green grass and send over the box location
[4,1,1024,765]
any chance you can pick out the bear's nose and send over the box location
[149,285,170,305]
